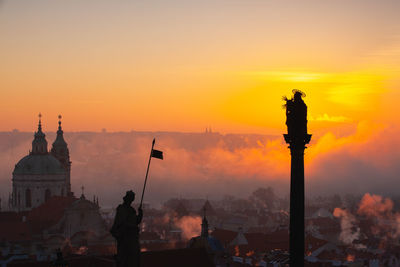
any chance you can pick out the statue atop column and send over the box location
[110,190,143,267]
[284,89,311,147]
[283,89,311,267]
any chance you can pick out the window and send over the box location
[25,189,31,207]
[45,189,51,202]
[80,213,85,222]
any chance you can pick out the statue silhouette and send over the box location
[285,90,308,144]
[111,190,143,267]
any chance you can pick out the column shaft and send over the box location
[289,147,305,267]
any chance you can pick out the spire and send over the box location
[80,185,85,199]
[58,114,62,131]
[31,113,48,154]
[201,205,209,238]
[53,115,67,146]
[38,113,42,132]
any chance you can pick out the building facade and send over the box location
[11,115,71,211]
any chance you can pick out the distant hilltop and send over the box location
[0,130,279,151]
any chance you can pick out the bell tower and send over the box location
[51,115,72,194]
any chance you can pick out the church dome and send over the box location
[68,194,99,210]
[13,154,66,175]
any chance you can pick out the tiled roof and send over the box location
[0,212,28,222]
[211,228,237,245]
[142,247,215,267]
[141,231,161,241]
[264,229,289,250]
[212,228,290,253]
[0,221,31,242]
[306,235,329,251]
[27,196,76,234]
[142,241,187,251]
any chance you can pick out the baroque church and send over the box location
[11,114,71,211]
[2,115,115,257]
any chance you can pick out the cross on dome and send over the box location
[80,186,86,199]
[58,115,62,129]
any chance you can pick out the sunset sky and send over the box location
[1,0,399,134]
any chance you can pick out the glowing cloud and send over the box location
[247,71,325,83]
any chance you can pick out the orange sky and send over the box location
[0,0,399,134]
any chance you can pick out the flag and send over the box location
[151,149,163,160]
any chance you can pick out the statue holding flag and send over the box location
[110,138,163,267]
[111,190,143,267]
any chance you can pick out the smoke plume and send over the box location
[174,216,202,240]
[333,208,360,246]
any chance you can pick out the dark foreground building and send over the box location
[5,247,215,267]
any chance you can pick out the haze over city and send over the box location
[0,127,399,208]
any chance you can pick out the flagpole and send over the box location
[140,138,155,209]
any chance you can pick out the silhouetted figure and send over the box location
[285,91,308,142]
[51,249,68,267]
[283,90,311,267]
[111,190,143,267]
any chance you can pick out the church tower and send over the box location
[201,207,209,238]
[51,115,71,195]
[31,113,48,155]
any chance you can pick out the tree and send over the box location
[330,194,342,209]
[249,187,277,212]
